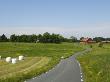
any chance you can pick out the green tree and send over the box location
[80,37,84,41]
[0,34,8,42]
[93,37,105,42]
[10,34,17,42]
[37,34,43,43]
[9,33,65,43]
[42,32,51,43]
[70,36,78,42]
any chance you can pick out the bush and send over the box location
[98,42,103,47]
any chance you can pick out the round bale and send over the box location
[0,56,1,59]
[61,56,64,59]
[6,57,12,62]
[12,58,17,64]
[19,56,24,60]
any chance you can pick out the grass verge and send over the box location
[77,43,110,82]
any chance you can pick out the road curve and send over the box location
[26,48,91,82]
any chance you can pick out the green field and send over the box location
[78,43,110,82]
[0,42,84,82]
[0,57,50,78]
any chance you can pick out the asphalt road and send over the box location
[26,48,91,82]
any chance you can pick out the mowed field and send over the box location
[0,42,84,82]
[78,43,110,82]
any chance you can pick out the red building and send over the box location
[80,37,93,44]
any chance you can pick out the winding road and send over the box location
[26,48,91,82]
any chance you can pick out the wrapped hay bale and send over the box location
[18,56,24,60]
[12,58,17,64]
[0,56,1,60]
[6,57,11,62]
[61,56,64,59]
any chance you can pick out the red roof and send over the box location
[81,38,92,42]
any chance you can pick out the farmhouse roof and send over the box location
[81,37,92,42]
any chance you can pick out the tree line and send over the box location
[93,37,110,42]
[0,33,110,43]
[0,32,66,43]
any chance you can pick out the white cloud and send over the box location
[0,23,110,38]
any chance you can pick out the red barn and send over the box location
[80,37,93,44]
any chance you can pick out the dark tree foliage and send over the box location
[8,32,64,43]
[70,36,78,42]
[10,34,17,42]
[10,34,37,43]
[0,34,8,42]
[42,32,51,43]
[93,37,105,42]
[1,33,110,43]
[39,32,63,43]
[80,37,84,41]
[105,38,110,41]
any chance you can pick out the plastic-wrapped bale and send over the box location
[12,58,17,64]
[61,56,64,59]
[0,56,1,60]
[19,56,24,60]
[6,57,11,62]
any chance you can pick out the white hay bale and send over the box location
[61,56,64,59]
[12,58,17,64]
[0,56,1,59]
[18,56,24,60]
[6,57,11,62]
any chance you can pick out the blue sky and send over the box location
[0,0,110,38]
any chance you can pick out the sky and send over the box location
[0,0,110,38]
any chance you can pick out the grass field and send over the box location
[0,57,50,78]
[0,42,84,82]
[78,43,110,82]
